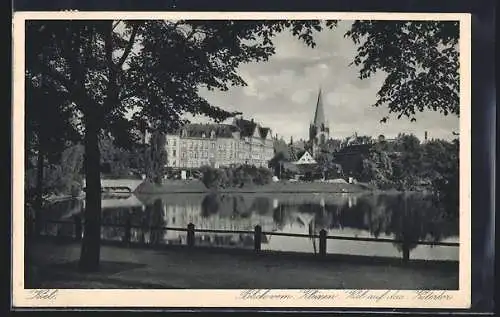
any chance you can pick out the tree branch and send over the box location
[112,20,122,31]
[104,23,116,69]
[117,23,140,69]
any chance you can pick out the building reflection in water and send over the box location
[42,191,459,261]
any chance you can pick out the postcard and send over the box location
[12,11,471,309]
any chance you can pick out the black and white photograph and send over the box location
[13,12,472,308]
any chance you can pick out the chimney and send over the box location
[424,131,428,141]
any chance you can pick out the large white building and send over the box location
[164,117,275,169]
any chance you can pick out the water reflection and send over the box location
[40,192,459,261]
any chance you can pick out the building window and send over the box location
[173,150,176,157]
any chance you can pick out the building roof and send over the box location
[312,88,326,127]
[174,118,271,140]
[233,118,257,137]
[294,150,317,165]
[232,117,272,138]
[177,123,236,138]
[258,127,271,139]
[287,146,305,162]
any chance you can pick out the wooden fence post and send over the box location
[319,229,327,256]
[187,223,195,247]
[124,217,131,245]
[402,241,410,263]
[254,225,262,252]
[74,215,82,241]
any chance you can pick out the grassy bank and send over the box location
[135,179,371,195]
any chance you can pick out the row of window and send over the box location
[169,148,272,157]
[166,137,274,149]
[170,151,273,160]
[167,157,271,168]
[168,148,272,158]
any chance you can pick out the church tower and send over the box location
[308,88,329,157]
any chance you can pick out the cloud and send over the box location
[291,88,314,104]
[196,20,459,142]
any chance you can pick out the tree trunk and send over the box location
[79,117,102,272]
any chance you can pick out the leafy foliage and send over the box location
[200,165,273,189]
[144,131,168,184]
[361,148,394,189]
[345,21,459,122]
[315,150,342,179]
[426,139,459,217]
[273,138,290,157]
[390,134,424,190]
[268,151,288,178]
[25,76,82,161]
[98,134,135,178]
[25,144,85,197]
[357,134,459,217]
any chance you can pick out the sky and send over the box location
[186,20,459,142]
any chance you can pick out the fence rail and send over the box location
[27,215,459,262]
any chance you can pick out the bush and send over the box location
[254,167,273,185]
[200,165,273,189]
[200,166,219,189]
[70,181,83,197]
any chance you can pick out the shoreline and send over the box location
[135,180,376,195]
[39,180,427,201]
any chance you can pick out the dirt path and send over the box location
[25,239,458,290]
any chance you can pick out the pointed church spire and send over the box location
[313,88,326,127]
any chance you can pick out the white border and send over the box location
[12,11,472,309]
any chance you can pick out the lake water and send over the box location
[38,192,459,261]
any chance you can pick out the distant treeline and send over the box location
[270,133,459,217]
